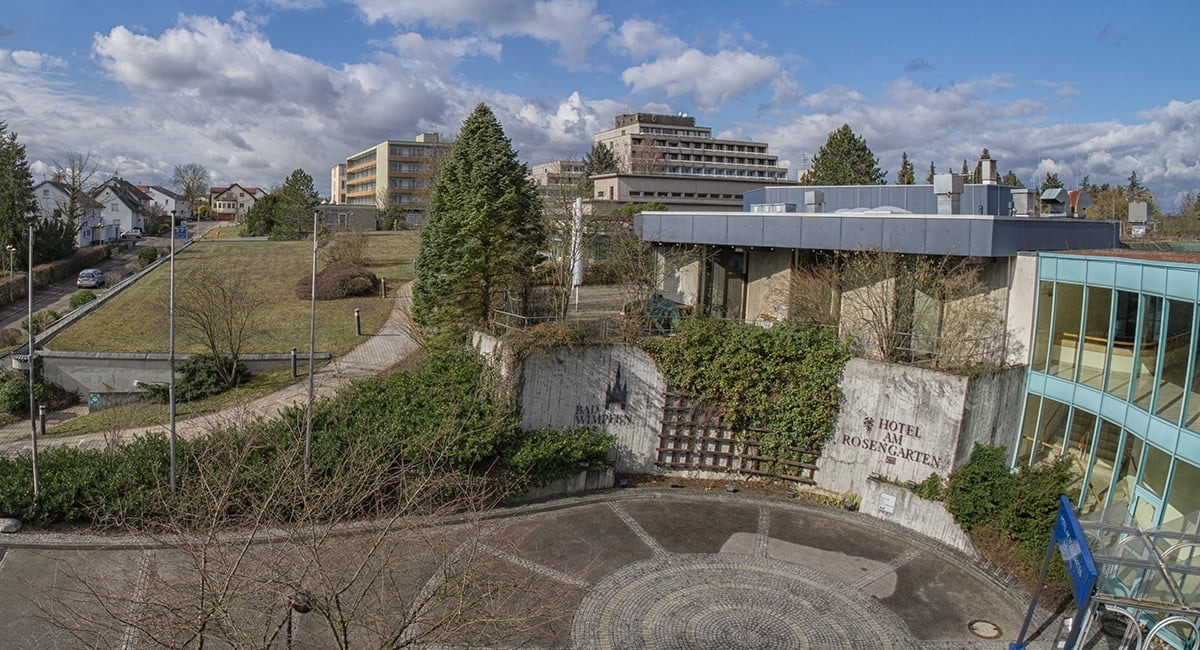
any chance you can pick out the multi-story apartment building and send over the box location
[589,113,793,211]
[330,163,347,205]
[343,134,449,228]
[528,160,586,210]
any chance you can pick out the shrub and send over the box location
[294,262,379,300]
[144,354,250,403]
[21,309,60,335]
[944,444,1012,532]
[1001,457,1075,560]
[911,472,945,501]
[0,328,23,348]
[137,246,159,267]
[505,429,615,488]
[69,290,97,310]
[0,376,51,415]
[321,231,370,267]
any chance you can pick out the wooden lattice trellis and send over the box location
[656,389,819,484]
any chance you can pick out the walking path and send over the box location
[0,491,1080,649]
[0,282,420,454]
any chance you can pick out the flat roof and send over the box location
[635,211,1122,258]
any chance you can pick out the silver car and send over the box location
[76,268,106,289]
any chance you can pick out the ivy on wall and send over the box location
[642,318,851,456]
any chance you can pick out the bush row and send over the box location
[0,347,614,528]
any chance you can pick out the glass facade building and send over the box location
[1020,252,1200,528]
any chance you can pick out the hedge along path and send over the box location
[0,280,423,456]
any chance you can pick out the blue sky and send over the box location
[2,0,1198,208]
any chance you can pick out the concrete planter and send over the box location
[520,466,615,501]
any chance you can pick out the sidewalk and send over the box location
[0,282,420,454]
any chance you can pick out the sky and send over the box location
[1,0,1198,210]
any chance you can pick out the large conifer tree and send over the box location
[897,152,915,185]
[413,103,544,328]
[801,124,886,185]
[0,121,36,262]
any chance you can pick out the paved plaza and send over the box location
[0,490,1072,649]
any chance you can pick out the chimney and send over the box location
[980,157,997,185]
[934,173,963,214]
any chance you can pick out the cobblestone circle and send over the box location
[571,554,909,650]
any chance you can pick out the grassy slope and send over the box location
[45,231,420,435]
[49,231,419,355]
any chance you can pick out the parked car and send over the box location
[120,228,144,240]
[77,268,106,289]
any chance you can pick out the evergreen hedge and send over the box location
[0,347,613,528]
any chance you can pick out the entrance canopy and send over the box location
[1080,503,1200,647]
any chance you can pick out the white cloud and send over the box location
[611,19,687,59]
[351,0,612,63]
[757,78,1200,209]
[391,33,502,73]
[622,49,780,110]
[2,49,67,70]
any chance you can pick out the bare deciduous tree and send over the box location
[34,421,576,650]
[176,260,268,387]
[790,250,1004,370]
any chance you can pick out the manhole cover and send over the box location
[968,620,1001,638]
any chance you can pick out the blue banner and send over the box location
[1053,495,1097,610]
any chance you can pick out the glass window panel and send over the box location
[1033,398,1070,467]
[1187,317,1200,432]
[1108,291,1140,400]
[1065,410,1097,506]
[1079,287,1112,390]
[1049,284,1084,380]
[1156,300,1192,423]
[1165,459,1200,523]
[1132,295,1163,411]
[1083,419,1122,515]
[1111,434,1144,507]
[1017,395,1041,467]
[1031,281,1054,373]
[1142,444,1171,498]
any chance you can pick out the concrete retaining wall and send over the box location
[818,358,969,496]
[860,479,975,557]
[40,350,330,399]
[519,466,615,502]
[519,345,666,474]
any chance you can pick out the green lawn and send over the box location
[44,231,421,436]
[49,231,420,355]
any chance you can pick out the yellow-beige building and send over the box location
[342,134,449,227]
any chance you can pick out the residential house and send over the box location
[209,184,264,221]
[138,185,190,220]
[32,179,109,247]
[92,177,151,239]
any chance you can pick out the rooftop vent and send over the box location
[1040,188,1070,217]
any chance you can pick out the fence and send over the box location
[656,389,819,484]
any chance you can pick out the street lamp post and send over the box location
[304,209,317,479]
[26,225,38,499]
[169,211,177,492]
[5,244,14,303]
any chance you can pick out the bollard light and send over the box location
[354,308,361,336]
